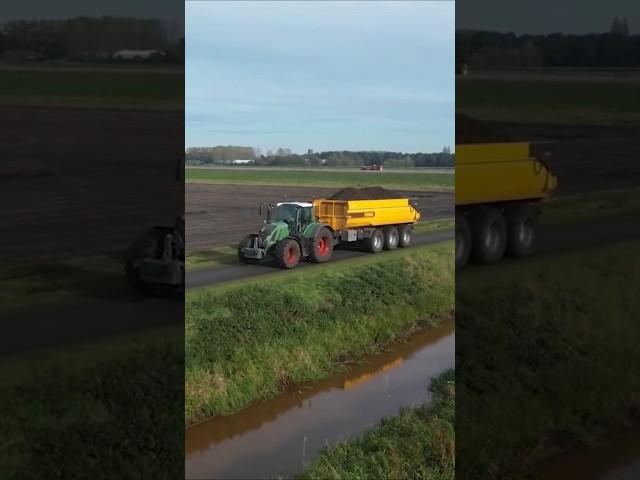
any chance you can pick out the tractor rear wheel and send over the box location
[383,227,399,250]
[363,228,384,253]
[276,239,301,269]
[310,227,334,263]
[238,236,259,264]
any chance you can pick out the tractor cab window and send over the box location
[275,204,298,225]
[299,206,312,225]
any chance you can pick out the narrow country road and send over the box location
[186,230,455,289]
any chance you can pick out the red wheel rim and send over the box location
[287,247,296,263]
[317,237,328,255]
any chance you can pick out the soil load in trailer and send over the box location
[238,196,421,269]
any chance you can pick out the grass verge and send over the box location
[185,242,454,425]
[299,369,455,480]
[185,168,454,191]
[0,327,183,479]
[457,76,640,125]
[0,68,183,109]
[456,240,640,478]
[414,217,454,234]
[543,187,640,225]
[185,245,237,270]
[1,254,129,315]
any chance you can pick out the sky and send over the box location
[457,0,640,34]
[186,1,455,154]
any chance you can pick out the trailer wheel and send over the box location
[310,227,334,263]
[383,227,399,250]
[276,239,301,269]
[470,206,506,264]
[363,229,384,253]
[455,213,471,268]
[237,236,259,264]
[398,225,412,248]
[505,204,538,258]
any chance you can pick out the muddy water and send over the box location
[534,431,640,480]
[185,321,455,479]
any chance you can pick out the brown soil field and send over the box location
[0,106,183,266]
[186,184,453,251]
[492,122,640,195]
[459,117,640,195]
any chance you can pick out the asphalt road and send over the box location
[186,230,455,289]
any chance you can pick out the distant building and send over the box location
[113,49,165,61]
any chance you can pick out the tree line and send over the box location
[0,17,183,62]
[457,22,640,68]
[185,146,454,168]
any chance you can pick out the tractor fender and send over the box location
[302,222,332,239]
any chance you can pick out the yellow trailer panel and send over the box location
[313,198,420,231]
[456,142,557,206]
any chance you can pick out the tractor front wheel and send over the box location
[276,239,301,269]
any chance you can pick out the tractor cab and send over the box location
[273,202,313,234]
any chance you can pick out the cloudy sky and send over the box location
[186,1,454,153]
[457,0,639,34]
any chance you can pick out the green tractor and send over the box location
[238,201,334,269]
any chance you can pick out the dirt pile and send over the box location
[456,114,518,144]
[329,187,401,200]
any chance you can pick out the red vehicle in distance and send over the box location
[360,164,384,171]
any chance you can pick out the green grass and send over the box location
[185,242,454,425]
[543,187,640,225]
[456,241,640,479]
[185,168,454,191]
[1,255,129,315]
[185,245,237,270]
[300,370,455,480]
[457,76,640,124]
[0,327,183,479]
[0,69,183,109]
[414,217,454,234]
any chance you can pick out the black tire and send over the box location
[238,235,259,264]
[383,227,400,250]
[505,203,538,258]
[398,225,412,248]
[310,227,334,263]
[469,206,507,264]
[363,229,384,253]
[276,239,301,269]
[455,213,471,268]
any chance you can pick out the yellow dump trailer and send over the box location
[313,198,421,230]
[455,142,557,267]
